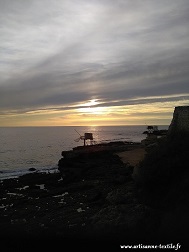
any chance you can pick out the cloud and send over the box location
[0,0,189,125]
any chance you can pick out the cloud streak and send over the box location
[0,0,189,125]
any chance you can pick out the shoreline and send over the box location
[0,144,159,250]
[1,140,188,250]
[0,166,59,180]
[0,141,143,181]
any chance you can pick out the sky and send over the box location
[0,0,189,126]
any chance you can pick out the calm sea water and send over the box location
[0,125,168,179]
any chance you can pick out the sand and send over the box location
[117,147,146,167]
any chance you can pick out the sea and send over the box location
[0,125,168,180]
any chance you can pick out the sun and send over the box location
[77,99,106,115]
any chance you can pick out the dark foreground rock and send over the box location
[0,149,187,251]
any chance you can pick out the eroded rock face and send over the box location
[168,106,189,134]
[58,150,132,184]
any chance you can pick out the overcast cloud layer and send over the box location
[0,0,189,125]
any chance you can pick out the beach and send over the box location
[117,147,146,167]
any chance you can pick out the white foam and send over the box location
[53,192,68,198]
[7,192,23,197]
[58,199,66,204]
[77,208,85,213]
[16,185,29,190]
[0,204,6,209]
[35,184,45,190]
[0,166,58,181]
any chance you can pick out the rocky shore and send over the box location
[0,140,188,251]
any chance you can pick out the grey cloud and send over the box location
[0,0,189,117]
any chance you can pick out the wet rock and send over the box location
[86,190,102,203]
[106,188,135,205]
[0,148,164,246]
[29,168,36,172]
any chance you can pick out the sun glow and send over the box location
[79,99,99,107]
[1,98,188,127]
[77,99,106,115]
[77,106,106,115]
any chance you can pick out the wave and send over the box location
[0,165,58,180]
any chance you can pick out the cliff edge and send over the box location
[168,106,189,134]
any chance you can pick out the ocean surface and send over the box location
[0,125,168,179]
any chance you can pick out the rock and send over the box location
[113,175,128,185]
[158,206,189,243]
[58,151,128,183]
[90,203,161,240]
[106,182,137,204]
[106,189,132,204]
[168,106,189,135]
[29,168,36,172]
[86,190,102,202]
[0,144,168,245]
[141,134,158,146]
